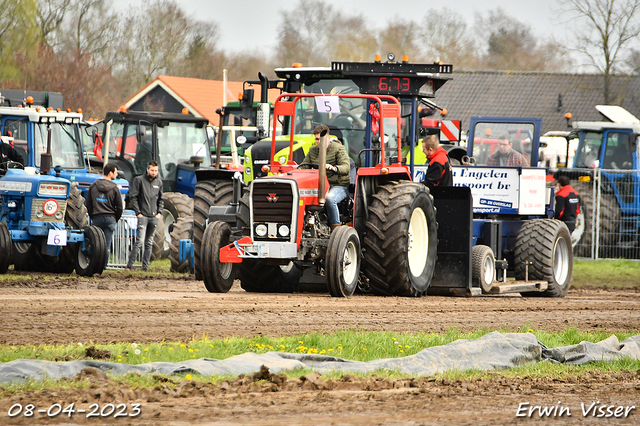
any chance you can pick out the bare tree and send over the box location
[114,0,193,92]
[63,0,119,57]
[36,0,71,46]
[378,19,422,61]
[560,0,640,103]
[275,0,334,67]
[168,21,225,80]
[420,8,480,69]
[475,8,566,72]
[326,14,378,62]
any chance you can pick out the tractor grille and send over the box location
[31,199,68,223]
[252,181,294,241]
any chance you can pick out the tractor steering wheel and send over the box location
[298,163,319,169]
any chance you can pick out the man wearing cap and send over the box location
[554,175,580,233]
[300,125,351,231]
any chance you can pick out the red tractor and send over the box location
[200,93,438,297]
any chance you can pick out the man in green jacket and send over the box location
[300,125,351,230]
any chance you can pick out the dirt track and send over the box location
[1,272,639,425]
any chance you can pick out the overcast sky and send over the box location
[114,0,567,56]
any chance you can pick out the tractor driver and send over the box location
[485,135,529,167]
[300,124,351,231]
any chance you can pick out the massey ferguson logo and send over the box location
[267,193,278,203]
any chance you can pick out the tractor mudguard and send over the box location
[219,236,251,263]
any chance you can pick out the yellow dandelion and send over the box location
[362,348,367,351]
[405,345,410,348]
[210,344,214,348]
[320,349,326,354]
[180,344,186,348]
[142,357,146,360]
[186,374,192,380]
[145,348,149,352]
[528,329,534,333]
[400,350,404,353]
[328,348,333,352]
[188,348,194,352]
[195,349,199,352]
[298,341,303,344]
[169,347,174,350]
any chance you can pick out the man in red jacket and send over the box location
[554,175,580,233]
[421,134,453,190]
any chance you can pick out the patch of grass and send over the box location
[571,259,640,288]
[1,328,639,394]
[1,328,637,365]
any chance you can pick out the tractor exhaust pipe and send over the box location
[318,129,328,206]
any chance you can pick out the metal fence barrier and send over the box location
[568,168,640,260]
[98,210,141,269]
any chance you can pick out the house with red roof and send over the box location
[123,75,246,125]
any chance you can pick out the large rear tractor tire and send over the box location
[74,225,107,276]
[193,180,234,280]
[571,180,620,257]
[326,226,360,297]
[235,191,301,293]
[160,192,193,259]
[0,222,12,274]
[515,219,573,297]
[201,221,236,293]
[168,216,194,273]
[363,182,438,296]
[472,245,495,293]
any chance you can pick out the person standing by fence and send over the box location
[554,175,580,233]
[126,160,163,271]
[86,163,123,268]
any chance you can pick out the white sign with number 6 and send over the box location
[315,96,341,114]
[47,229,68,246]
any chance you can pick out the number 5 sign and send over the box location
[315,96,341,114]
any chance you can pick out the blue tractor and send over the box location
[0,165,107,275]
[555,106,640,258]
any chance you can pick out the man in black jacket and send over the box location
[0,138,25,168]
[86,163,124,268]
[126,160,163,271]
[554,175,580,233]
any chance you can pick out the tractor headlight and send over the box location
[7,201,16,208]
[43,199,59,216]
[255,224,268,237]
[278,156,287,165]
[278,224,289,237]
[55,211,63,220]
[245,167,251,175]
[36,211,44,218]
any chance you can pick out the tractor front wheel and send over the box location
[74,226,107,276]
[326,226,360,297]
[0,223,12,274]
[201,221,235,293]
